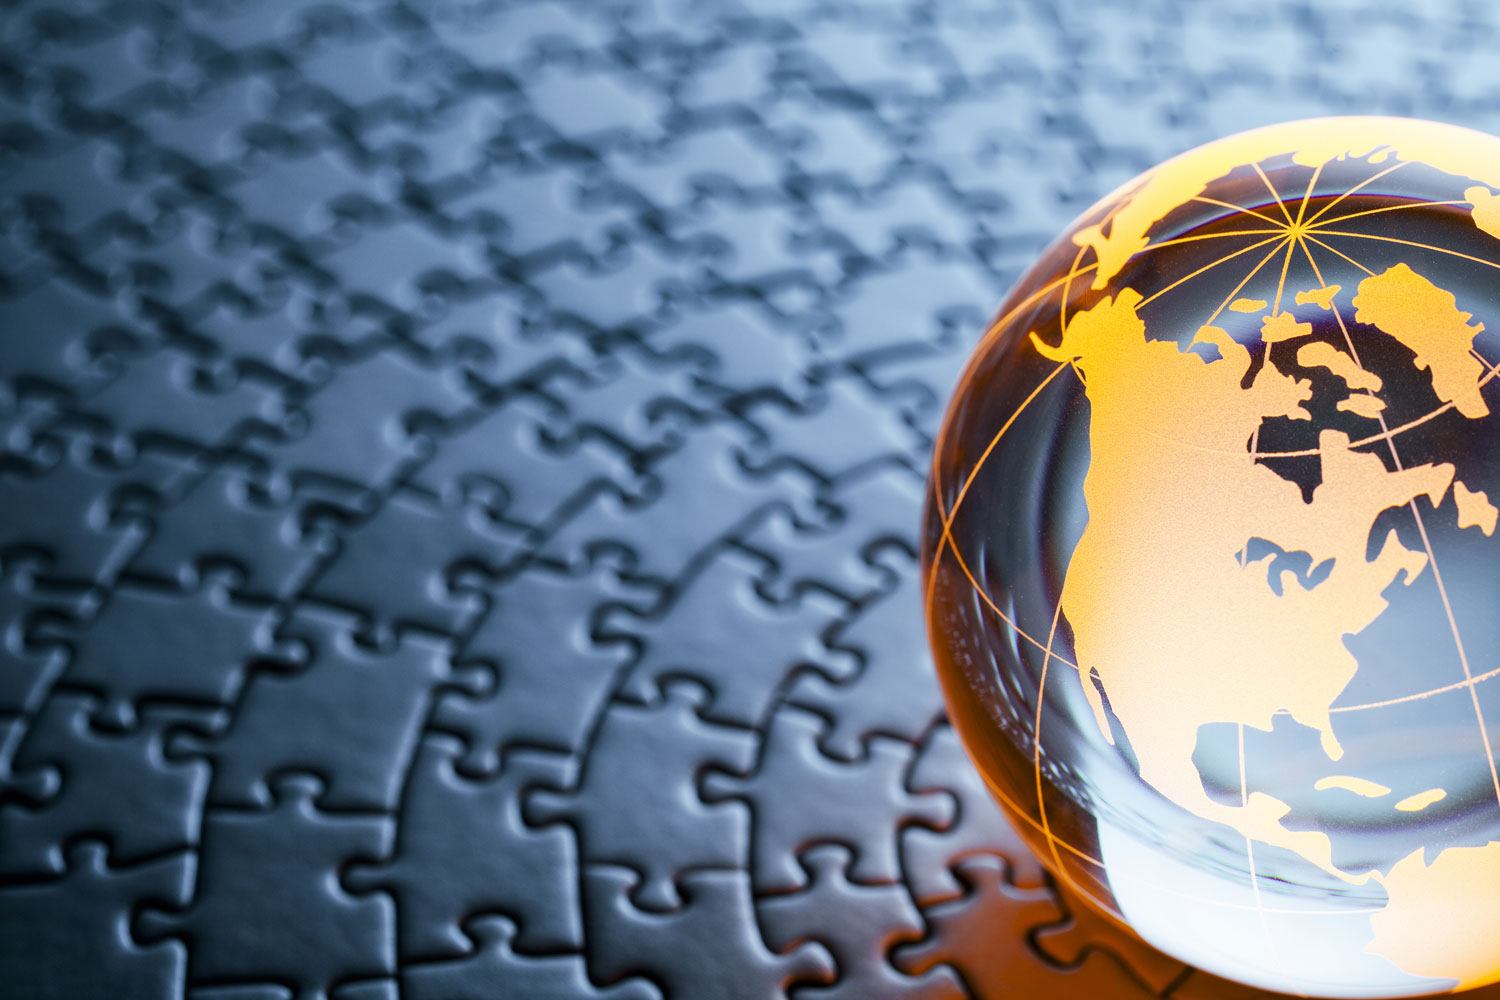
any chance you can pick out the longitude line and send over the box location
[1299,236,1500,815]
[926,208,1310,880]
[1136,235,1286,309]
[1311,197,1468,228]
[1252,162,1296,225]
[1200,238,1291,329]
[1313,230,1500,272]
[1302,160,1409,227]
[1271,236,1295,318]
[1190,195,1288,227]
[1304,234,1375,276]
[1239,722,1274,955]
[1293,162,1324,229]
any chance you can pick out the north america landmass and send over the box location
[1034,258,1500,989]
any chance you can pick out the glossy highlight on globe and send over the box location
[922,117,1500,998]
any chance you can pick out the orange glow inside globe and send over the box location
[922,116,1500,998]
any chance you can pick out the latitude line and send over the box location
[1332,662,1500,713]
[935,227,1342,719]
[920,252,1105,572]
[902,633,1383,917]
[925,228,1176,682]
[935,228,1336,899]
[927,174,1500,903]
[928,216,1317,842]
[1299,235,1500,816]
[923,241,1122,727]
[1147,228,1290,245]
[1237,227,1303,963]
[1270,347,1500,462]
[927,361,1081,671]
[941,225,1299,567]
[923,173,1500,916]
[1058,242,1090,349]
[925,213,1275,395]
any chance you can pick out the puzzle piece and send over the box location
[528,240,697,333]
[607,121,785,208]
[604,547,857,728]
[540,348,704,459]
[305,219,490,317]
[0,840,191,1000]
[245,345,474,493]
[400,915,659,1000]
[895,854,1153,999]
[702,704,950,893]
[784,546,948,756]
[1038,878,1193,994]
[438,165,634,266]
[0,691,212,878]
[739,378,928,480]
[343,735,580,959]
[581,865,835,999]
[300,487,500,640]
[902,722,1050,907]
[0,557,90,716]
[433,560,644,766]
[405,389,643,530]
[852,343,973,446]
[136,774,394,1000]
[177,606,482,812]
[44,577,291,724]
[821,255,997,360]
[635,300,816,403]
[126,461,336,599]
[757,845,966,1000]
[0,278,145,395]
[182,295,338,383]
[742,463,925,602]
[541,423,823,582]
[399,287,597,388]
[0,438,168,585]
[526,681,754,910]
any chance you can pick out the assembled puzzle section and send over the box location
[7,1,1500,999]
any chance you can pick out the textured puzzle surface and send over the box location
[5,1,1500,998]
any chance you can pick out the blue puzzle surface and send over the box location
[5,2,1500,998]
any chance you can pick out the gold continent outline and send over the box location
[927,150,1495,810]
[1072,158,1497,984]
[932,223,1500,711]
[925,124,1500,975]
[1075,115,1500,289]
[924,221,1359,930]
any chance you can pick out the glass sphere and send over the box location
[923,117,1500,998]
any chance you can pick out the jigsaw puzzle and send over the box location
[7,0,1500,997]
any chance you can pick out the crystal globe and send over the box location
[923,117,1500,998]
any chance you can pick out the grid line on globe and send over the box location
[923,117,1500,997]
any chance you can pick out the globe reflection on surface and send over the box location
[922,117,1500,998]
